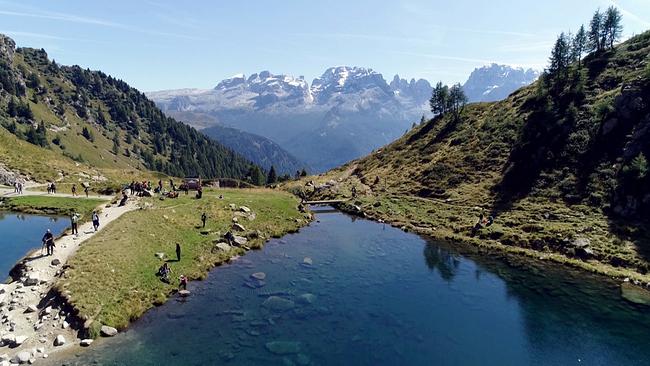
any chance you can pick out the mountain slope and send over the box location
[462,64,540,102]
[293,31,650,276]
[0,34,255,184]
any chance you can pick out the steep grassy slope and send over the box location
[289,31,650,278]
[0,34,256,185]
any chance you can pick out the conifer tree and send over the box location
[267,165,278,184]
[588,10,604,52]
[572,25,588,66]
[447,83,468,120]
[603,6,623,49]
[429,82,449,115]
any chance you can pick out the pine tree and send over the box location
[267,165,277,184]
[429,82,449,115]
[7,97,17,117]
[549,33,572,77]
[603,6,623,49]
[248,166,266,186]
[572,25,588,67]
[111,131,120,155]
[447,83,468,120]
[588,10,604,52]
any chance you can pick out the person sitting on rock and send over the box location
[119,191,128,206]
[224,231,235,246]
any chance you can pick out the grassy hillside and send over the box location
[289,31,650,278]
[0,34,256,185]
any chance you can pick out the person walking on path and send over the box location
[201,212,207,228]
[84,186,89,197]
[176,243,181,261]
[18,182,23,194]
[71,211,80,235]
[92,211,100,232]
[71,184,77,197]
[51,182,56,194]
[13,182,18,194]
[42,229,55,256]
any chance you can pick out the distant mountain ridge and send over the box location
[462,64,540,102]
[148,64,540,172]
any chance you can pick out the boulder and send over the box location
[262,296,295,312]
[265,341,301,355]
[228,204,236,210]
[178,290,191,297]
[54,334,66,346]
[302,257,313,266]
[14,335,28,345]
[51,259,61,266]
[80,339,93,347]
[232,223,246,232]
[239,206,251,213]
[214,242,232,252]
[1,335,15,345]
[10,351,31,364]
[23,274,39,286]
[232,236,248,247]
[100,325,118,337]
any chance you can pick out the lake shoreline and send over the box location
[334,201,650,300]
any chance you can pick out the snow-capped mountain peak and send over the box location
[462,64,540,102]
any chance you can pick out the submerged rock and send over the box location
[302,257,313,266]
[262,296,295,312]
[251,272,267,280]
[265,341,302,355]
[621,282,650,306]
[296,293,316,305]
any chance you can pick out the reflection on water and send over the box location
[55,210,650,366]
[0,212,68,276]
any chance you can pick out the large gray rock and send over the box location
[262,296,295,312]
[265,341,301,355]
[24,305,38,313]
[233,236,248,247]
[239,206,251,213]
[100,325,118,337]
[54,334,66,346]
[214,242,232,252]
[250,272,266,280]
[80,339,93,347]
[14,335,28,345]
[10,351,31,364]
[23,274,39,286]
[232,223,246,232]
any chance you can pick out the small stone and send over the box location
[262,296,295,312]
[214,242,232,252]
[178,290,191,297]
[44,306,52,315]
[80,339,93,347]
[62,320,69,329]
[100,325,118,337]
[155,252,165,260]
[297,293,316,305]
[51,259,61,266]
[25,305,38,313]
[239,206,251,213]
[302,257,313,266]
[54,334,66,346]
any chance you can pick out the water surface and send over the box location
[58,209,650,365]
[0,211,68,277]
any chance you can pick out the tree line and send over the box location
[429,82,467,120]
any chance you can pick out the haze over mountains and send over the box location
[149,64,539,172]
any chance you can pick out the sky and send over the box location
[1,0,649,92]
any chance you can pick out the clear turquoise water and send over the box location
[58,209,650,365]
[0,211,68,277]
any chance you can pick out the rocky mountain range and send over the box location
[148,64,539,172]
[462,64,540,103]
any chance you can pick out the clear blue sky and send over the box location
[1,0,648,91]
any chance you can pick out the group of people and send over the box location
[46,182,57,194]
[70,184,90,197]
[129,180,153,196]
[12,181,24,194]
[471,213,495,236]
[156,243,188,291]
[40,210,100,258]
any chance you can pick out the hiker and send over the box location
[13,182,18,194]
[184,184,189,195]
[471,214,484,237]
[18,182,23,194]
[71,184,77,197]
[224,231,235,246]
[158,179,163,192]
[201,212,207,228]
[42,229,55,256]
[176,243,181,261]
[51,182,56,194]
[351,186,357,198]
[169,179,175,191]
[47,182,51,194]
[71,212,80,235]
[84,186,89,198]
[195,186,203,199]
[119,191,128,206]
[92,211,100,232]
[179,275,188,290]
